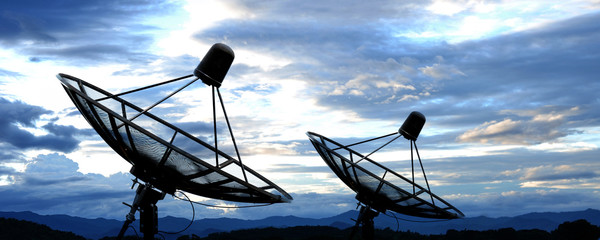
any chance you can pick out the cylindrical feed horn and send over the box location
[399,111,426,141]
[194,43,235,88]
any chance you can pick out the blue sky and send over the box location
[0,0,599,221]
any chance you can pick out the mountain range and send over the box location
[1,208,599,240]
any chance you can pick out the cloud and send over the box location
[0,97,84,153]
[0,68,23,77]
[419,63,465,80]
[0,152,356,220]
[0,0,599,221]
[499,163,600,189]
[0,165,16,176]
[447,189,600,217]
[457,106,581,145]
[0,0,183,67]
[0,9,57,44]
[426,0,474,16]
[193,5,600,138]
[0,97,50,127]
[0,153,134,218]
[226,0,428,25]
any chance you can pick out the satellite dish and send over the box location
[307,111,463,239]
[58,43,292,239]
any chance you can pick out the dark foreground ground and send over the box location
[2,217,599,240]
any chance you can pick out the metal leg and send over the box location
[140,202,158,240]
[117,182,165,240]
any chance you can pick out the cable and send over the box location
[156,232,166,240]
[385,211,400,232]
[128,225,141,240]
[159,191,195,235]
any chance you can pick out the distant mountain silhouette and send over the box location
[1,208,599,239]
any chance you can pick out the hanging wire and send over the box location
[156,233,166,240]
[159,191,195,235]
[127,225,141,240]
[383,210,400,231]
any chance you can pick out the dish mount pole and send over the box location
[117,181,165,240]
[349,205,379,240]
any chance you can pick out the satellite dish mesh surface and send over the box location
[57,45,291,204]
[306,113,463,219]
[59,43,293,239]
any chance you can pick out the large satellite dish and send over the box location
[307,111,463,239]
[58,43,292,239]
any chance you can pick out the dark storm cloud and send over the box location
[0,97,85,153]
[0,0,182,65]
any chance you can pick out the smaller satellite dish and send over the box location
[307,111,463,239]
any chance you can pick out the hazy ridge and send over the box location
[1,208,599,239]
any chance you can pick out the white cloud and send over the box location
[458,106,582,145]
[419,63,465,80]
[426,0,473,16]
[498,163,600,190]
[457,118,522,144]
